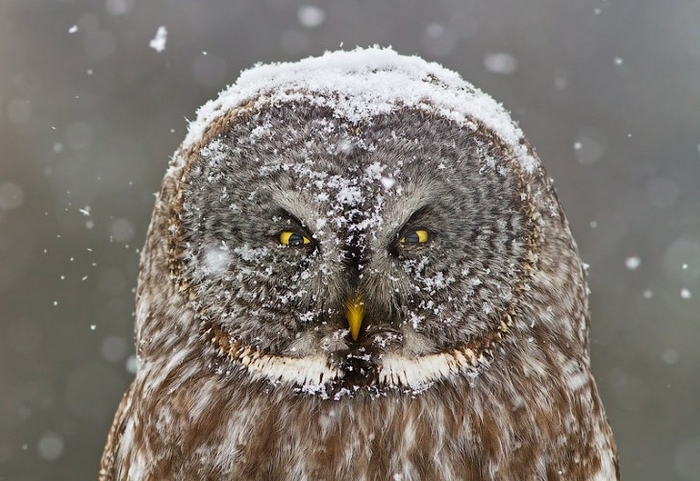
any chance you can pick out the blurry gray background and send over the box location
[0,0,698,479]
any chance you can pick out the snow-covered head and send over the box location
[136,47,586,396]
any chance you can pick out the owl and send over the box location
[100,47,619,480]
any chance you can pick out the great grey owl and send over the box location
[100,47,619,480]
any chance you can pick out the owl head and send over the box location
[136,47,585,399]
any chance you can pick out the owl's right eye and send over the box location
[399,229,430,245]
[279,231,312,247]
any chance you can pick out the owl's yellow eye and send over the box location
[399,229,430,245]
[279,231,311,247]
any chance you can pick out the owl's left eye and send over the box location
[399,229,430,245]
[279,231,312,247]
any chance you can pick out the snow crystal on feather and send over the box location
[177,46,538,174]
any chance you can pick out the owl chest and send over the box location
[129,378,611,481]
[149,392,481,480]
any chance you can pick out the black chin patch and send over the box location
[325,327,405,393]
[331,346,380,388]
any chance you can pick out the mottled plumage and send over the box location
[101,48,618,480]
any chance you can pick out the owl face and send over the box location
[104,50,618,481]
[171,103,535,395]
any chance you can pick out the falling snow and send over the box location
[380,177,396,190]
[37,432,64,461]
[297,6,326,28]
[149,26,168,53]
[483,52,518,75]
[625,256,641,270]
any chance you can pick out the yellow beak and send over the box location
[345,293,364,341]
